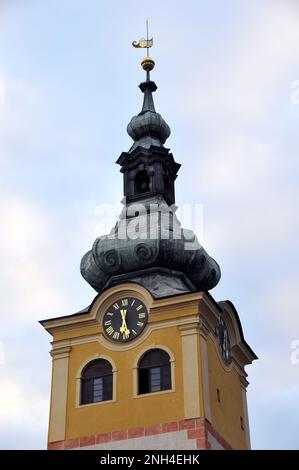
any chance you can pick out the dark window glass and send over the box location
[81,359,113,405]
[134,170,151,194]
[138,349,171,395]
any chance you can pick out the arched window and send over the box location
[134,170,151,194]
[138,348,171,395]
[81,359,113,405]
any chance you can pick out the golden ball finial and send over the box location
[141,56,155,72]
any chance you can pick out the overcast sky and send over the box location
[0,0,299,449]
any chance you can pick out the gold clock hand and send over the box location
[120,309,127,332]
[120,309,124,333]
[120,309,130,335]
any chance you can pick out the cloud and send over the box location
[0,198,46,258]
[180,2,299,125]
[0,74,41,153]
[0,78,4,105]
[0,197,70,323]
[258,277,299,339]
[0,375,49,449]
[196,131,298,257]
[175,3,299,261]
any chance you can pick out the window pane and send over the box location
[150,367,161,392]
[93,377,103,402]
[138,349,172,395]
[138,368,150,394]
[103,374,113,401]
[161,364,171,391]
[81,378,93,404]
[81,371,113,405]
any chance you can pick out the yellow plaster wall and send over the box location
[52,301,199,343]
[65,326,185,439]
[46,289,252,447]
[207,336,247,449]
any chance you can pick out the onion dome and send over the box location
[80,209,221,297]
[127,75,171,152]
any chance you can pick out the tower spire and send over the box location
[128,28,170,152]
[80,35,221,296]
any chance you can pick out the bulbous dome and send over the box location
[127,79,171,152]
[127,110,171,145]
[80,204,221,297]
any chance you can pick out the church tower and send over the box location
[41,43,257,451]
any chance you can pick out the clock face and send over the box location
[102,297,148,343]
[215,317,232,364]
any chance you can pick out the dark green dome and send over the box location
[127,80,171,152]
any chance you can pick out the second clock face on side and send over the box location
[102,297,148,343]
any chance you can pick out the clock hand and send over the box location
[120,309,126,333]
[120,309,130,335]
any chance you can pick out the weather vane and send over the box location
[132,20,155,79]
[132,20,153,55]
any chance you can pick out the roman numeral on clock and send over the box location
[103,297,148,343]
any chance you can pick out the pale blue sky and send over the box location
[0,0,299,449]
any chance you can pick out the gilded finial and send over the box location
[132,20,155,78]
[141,56,155,72]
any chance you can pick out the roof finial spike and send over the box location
[132,21,155,81]
[146,19,149,57]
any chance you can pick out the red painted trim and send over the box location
[47,418,232,450]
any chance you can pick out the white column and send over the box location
[179,323,200,419]
[199,320,212,422]
[48,346,71,443]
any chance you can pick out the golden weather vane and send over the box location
[132,20,155,77]
[132,20,153,55]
